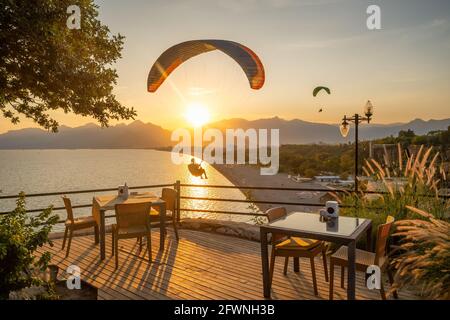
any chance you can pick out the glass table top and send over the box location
[266,212,368,237]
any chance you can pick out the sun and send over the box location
[185,102,210,127]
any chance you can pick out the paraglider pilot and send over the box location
[188,158,208,179]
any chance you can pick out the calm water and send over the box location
[0,149,253,231]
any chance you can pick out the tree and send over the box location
[0,193,59,299]
[0,0,136,132]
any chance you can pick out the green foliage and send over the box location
[0,0,136,132]
[278,143,363,178]
[278,128,449,179]
[0,193,59,299]
[375,126,450,154]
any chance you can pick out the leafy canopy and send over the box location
[0,0,136,132]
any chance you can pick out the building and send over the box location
[314,176,341,183]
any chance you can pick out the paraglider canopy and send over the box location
[147,40,265,93]
[313,86,331,97]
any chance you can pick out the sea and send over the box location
[0,149,252,232]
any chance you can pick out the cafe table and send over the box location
[260,212,372,300]
[93,192,166,260]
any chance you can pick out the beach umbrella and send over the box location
[147,40,265,92]
[312,86,331,97]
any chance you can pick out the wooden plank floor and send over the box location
[37,229,418,300]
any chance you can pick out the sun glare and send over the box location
[185,102,210,127]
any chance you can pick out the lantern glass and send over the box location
[340,123,350,138]
[365,100,374,118]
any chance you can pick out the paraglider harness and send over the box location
[188,159,208,179]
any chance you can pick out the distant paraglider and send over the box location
[312,86,331,97]
[147,39,265,93]
[313,86,330,115]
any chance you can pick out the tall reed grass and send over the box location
[391,206,449,300]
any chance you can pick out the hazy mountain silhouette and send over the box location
[206,117,450,144]
[0,120,172,149]
[0,117,449,149]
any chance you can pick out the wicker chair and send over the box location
[329,215,398,300]
[111,202,153,269]
[267,207,328,296]
[61,196,99,257]
[149,188,179,241]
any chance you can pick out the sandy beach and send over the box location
[212,164,333,214]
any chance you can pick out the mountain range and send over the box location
[0,117,448,149]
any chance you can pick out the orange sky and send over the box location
[1,0,449,133]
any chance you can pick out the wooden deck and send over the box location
[37,229,418,300]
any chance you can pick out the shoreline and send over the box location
[211,164,332,214]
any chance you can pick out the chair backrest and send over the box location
[91,197,101,225]
[115,202,152,230]
[161,188,177,213]
[266,207,287,244]
[62,196,74,222]
[374,215,395,265]
[266,207,287,223]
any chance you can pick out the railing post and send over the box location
[175,180,181,222]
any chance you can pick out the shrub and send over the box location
[0,193,58,299]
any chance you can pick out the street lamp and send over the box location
[340,100,374,192]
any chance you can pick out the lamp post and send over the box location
[340,100,374,192]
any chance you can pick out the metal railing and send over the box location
[0,181,448,224]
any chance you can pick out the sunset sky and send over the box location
[1,0,450,133]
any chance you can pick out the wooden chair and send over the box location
[329,215,398,300]
[139,188,179,243]
[267,207,328,296]
[111,202,153,269]
[61,196,99,257]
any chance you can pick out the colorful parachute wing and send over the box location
[313,86,331,97]
[147,40,265,92]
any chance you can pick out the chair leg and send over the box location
[147,234,152,263]
[65,229,73,258]
[94,225,99,244]
[310,256,318,296]
[61,227,68,250]
[139,237,143,253]
[340,266,345,288]
[387,268,399,299]
[172,217,179,241]
[269,247,276,288]
[114,237,119,269]
[322,247,329,282]
[380,275,387,300]
[329,262,334,300]
[111,232,115,256]
[283,257,289,275]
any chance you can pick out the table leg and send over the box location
[347,240,356,300]
[294,257,300,272]
[100,209,106,260]
[159,202,166,251]
[366,224,373,252]
[260,229,271,298]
